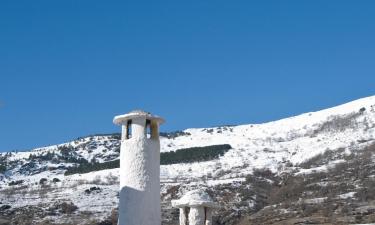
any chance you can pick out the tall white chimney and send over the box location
[114,110,165,225]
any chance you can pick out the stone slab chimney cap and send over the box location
[172,189,219,208]
[113,110,165,125]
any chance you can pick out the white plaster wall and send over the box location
[189,207,205,225]
[118,117,161,225]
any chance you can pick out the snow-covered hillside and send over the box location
[1,95,375,225]
[160,96,375,181]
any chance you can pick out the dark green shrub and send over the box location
[8,180,24,186]
[58,201,78,214]
[65,160,120,175]
[0,164,6,173]
[160,131,191,138]
[39,178,48,185]
[160,144,232,165]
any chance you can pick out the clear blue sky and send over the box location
[1,1,375,152]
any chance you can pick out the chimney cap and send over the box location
[113,110,165,125]
[171,189,219,208]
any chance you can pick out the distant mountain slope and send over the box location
[1,96,375,225]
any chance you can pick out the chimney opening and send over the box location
[126,120,132,139]
[146,119,151,139]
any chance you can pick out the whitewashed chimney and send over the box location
[172,190,219,225]
[114,110,165,225]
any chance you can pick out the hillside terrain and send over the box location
[1,96,375,225]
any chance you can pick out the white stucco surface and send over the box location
[189,207,205,225]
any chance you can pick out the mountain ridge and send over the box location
[1,95,375,225]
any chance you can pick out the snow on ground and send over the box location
[296,159,346,175]
[338,192,357,199]
[160,96,375,179]
[1,95,375,217]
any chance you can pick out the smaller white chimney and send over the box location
[172,189,219,225]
